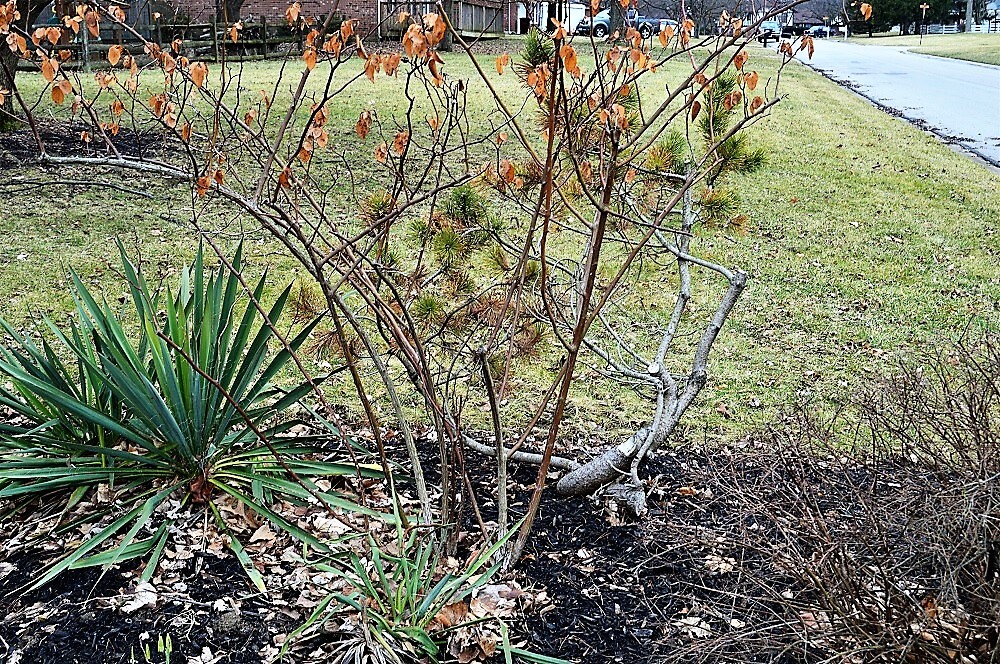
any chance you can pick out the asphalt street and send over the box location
[795,39,1000,166]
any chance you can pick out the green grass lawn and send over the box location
[849,32,1000,65]
[1,44,999,446]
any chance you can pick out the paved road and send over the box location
[796,40,1000,166]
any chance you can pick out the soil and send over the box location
[0,439,789,664]
[0,546,294,664]
[0,119,161,169]
[2,430,996,664]
[507,449,804,664]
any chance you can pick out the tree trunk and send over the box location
[609,2,624,35]
[557,268,748,498]
[965,0,975,31]
[440,0,455,51]
[217,0,242,23]
[0,48,19,132]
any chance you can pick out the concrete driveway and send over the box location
[795,40,1000,167]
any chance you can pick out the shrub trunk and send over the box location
[0,49,18,131]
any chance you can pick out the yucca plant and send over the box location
[0,242,383,591]
[282,518,566,664]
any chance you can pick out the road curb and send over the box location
[904,48,1000,71]
[799,59,1000,175]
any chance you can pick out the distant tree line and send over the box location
[846,0,987,34]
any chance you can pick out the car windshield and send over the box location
[762,21,781,29]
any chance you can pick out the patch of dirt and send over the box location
[0,119,162,169]
[3,424,996,664]
[0,549,292,664]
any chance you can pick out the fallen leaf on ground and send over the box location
[122,582,158,614]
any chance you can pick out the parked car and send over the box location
[575,9,662,38]
[756,20,784,44]
[807,24,836,37]
[659,18,679,32]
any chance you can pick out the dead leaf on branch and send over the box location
[303,47,317,71]
[734,50,748,71]
[190,61,208,88]
[107,44,123,66]
[495,53,509,75]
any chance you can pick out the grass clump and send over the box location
[850,33,1000,65]
[281,520,563,664]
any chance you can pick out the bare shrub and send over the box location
[640,336,1000,663]
[864,335,1000,479]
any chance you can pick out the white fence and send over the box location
[924,22,996,33]
[969,22,999,32]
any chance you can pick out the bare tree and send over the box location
[0,0,810,561]
[644,0,733,33]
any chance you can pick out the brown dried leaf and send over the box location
[107,44,123,66]
[189,61,208,88]
[303,47,317,70]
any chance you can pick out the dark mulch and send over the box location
[0,547,292,664]
[508,449,804,664]
[0,119,161,169]
[1,433,985,664]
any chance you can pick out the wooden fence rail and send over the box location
[377,0,503,39]
[17,20,311,70]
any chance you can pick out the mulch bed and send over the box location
[0,119,160,169]
[0,439,768,664]
[2,428,994,664]
[0,551,287,664]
